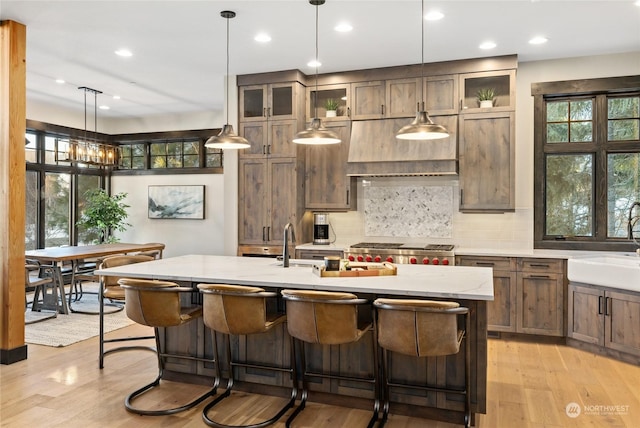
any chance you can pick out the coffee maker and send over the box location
[313,213,330,245]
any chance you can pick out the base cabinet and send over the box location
[457,256,565,336]
[568,283,640,358]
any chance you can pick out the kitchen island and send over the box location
[96,255,493,425]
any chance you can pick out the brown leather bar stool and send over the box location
[197,284,297,428]
[98,254,155,368]
[281,289,379,428]
[373,299,471,428]
[119,278,217,416]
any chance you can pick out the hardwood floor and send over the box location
[1,323,639,427]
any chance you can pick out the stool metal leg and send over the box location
[125,327,219,416]
[202,331,298,428]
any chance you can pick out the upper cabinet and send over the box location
[385,78,421,118]
[306,83,351,122]
[238,120,299,159]
[425,74,459,115]
[459,70,515,113]
[239,82,300,122]
[350,80,386,120]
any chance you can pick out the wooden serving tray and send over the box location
[312,262,397,277]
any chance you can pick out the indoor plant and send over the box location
[324,98,339,117]
[76,189,131,244]
[477,88,496,108]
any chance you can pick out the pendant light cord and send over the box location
[420,0,425,111]
[314,2,319,118]
[225,14,230,125]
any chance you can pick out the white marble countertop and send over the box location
[96,254,494,301]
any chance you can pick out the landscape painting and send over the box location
[148,185,204,219]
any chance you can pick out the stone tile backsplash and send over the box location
[364,183,453,238]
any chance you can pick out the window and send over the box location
[533,76,640,251]
[114,129,223,173]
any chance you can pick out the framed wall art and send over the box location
[148,185,205,219]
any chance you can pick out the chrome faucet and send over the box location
[283,222,296,268]
[629,201,640,245]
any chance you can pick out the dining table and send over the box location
[25,242,165,314]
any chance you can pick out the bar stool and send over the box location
[98,254,155,368]
[373,299,471,428]
[197,284,298,428]
[281,289,379,428]
[119,278,217,416]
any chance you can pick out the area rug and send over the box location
[25,287,135,347]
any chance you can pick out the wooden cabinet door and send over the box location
[268,119,297,158]
[239,85,267,122]
[238,158,267,245]
[351,81,385,119]
[239,121,268,158]
[385,78,420,118]
[605,290,640,357]
[567,283,604,345]
[425,74,458,115]
[266,158,297,246]
[459,111,515,212]
[516,272,564,336]
[304,121,355,211]
[268,83,296,120]
[488,270,517,332]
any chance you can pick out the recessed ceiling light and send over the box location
[307,59,321,68]
[115,49,133,57]
[479,41,497,50]
[55,79,65,84]
[529,36,548,45]
[425,11,444,21]
[334,22,353,32]
[254,33,271,43]
[113,95,121,100]
[99,105,110,110]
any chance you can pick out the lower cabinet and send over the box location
[457,256,565,336]
[295,248,343,261]
[568,283,640,358]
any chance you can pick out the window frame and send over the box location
[533,75,640,251]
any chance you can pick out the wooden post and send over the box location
[0,20,27,364]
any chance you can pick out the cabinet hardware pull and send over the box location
[598,295,603,315]
[460,99,463,110]
[263,145,267,155]
[346,189,350,205]
[267,107,271,117]
[267,144,271,155]
[262,226,266,241]
[605,296,611,316]
[381,104,385,115]
[460,189,464,205]
[476,262,495,267]
[263,107,267,117]
[529,275,550,279]
[266,226,270,241]
[530,264,550,268]
[347,107,351,118]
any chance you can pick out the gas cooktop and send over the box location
[349,242,454,251]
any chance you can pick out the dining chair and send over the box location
[25,261,58,323]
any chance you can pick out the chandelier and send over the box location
[64,86,117,166]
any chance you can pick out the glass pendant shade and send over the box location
[205,124,250,149]
[396,111,449,140]
[293,118,341,145]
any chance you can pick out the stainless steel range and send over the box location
[345,242,455,266]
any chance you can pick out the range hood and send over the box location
[347,117,458,176]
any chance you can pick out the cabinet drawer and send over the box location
[519,258,563,274]
[457,256,514,271]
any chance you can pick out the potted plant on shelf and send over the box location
[77,189,131,244]
[325,98,339,117]
[477,88,496,108]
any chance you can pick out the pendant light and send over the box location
[205,10,250,149]
[293,0,341,145]
[63,86,116,166]
[396,0,449,140]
